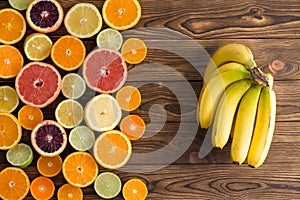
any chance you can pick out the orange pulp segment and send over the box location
[121,38,147,64]
[0,45,23,79]
[116,85,141,111]
[122,178,148,200]
[120,115,146,140]
[30,176,55,200]
[18,105,44,130]
[37,155,62,177]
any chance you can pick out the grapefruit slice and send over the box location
[15,62,62,108]
[83,48,127,94]
[31,120,67,157]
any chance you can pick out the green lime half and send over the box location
[62,73,86,99]
[8,0,34,11]
[69,126,95,151]
[96,28,123,51]
[6,143,33,168]
[94,172,122,199]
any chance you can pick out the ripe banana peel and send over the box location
[198,43,277,168]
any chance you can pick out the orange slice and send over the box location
[30,176,55,200]
[57,183,83,200]
[116,85,142,111]
[0,8,26,44]
[0,45,23,79]
[18,105,43,130]
[121,38,147,64]
[62,152,98,188]
[51,35,86,71]
[37,155,62,177]
[93,130,132,169]
[120,115,146,140]
[122,178,148,200]
[0,113,22,150]
[102,0,142,30]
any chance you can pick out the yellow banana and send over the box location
[231,84,262,165]
[247,86,276,168]
[212,80,253,149]
[199,66,252,128]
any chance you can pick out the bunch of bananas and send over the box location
[198,43,276,168]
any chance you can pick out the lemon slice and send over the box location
[84,94,121,132]
[62,73,86,99]
[64,3,102,38]
[55,99,83,129]
[6,143,33,168]
[24,33,52,61]
[69,126,95,151]
[96,28,123,51]
[0,86,19,113]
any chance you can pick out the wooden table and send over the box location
[1,0,300,199]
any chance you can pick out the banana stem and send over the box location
[250,67,273,89]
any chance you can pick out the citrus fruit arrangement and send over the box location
[0,0,149,199]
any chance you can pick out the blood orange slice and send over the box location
[83,48,127,94]
[15,62,62,108]
[31,120,67,157]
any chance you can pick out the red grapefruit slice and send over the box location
[15,62,62,108]
[83,48,127,94]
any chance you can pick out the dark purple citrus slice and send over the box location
[26,0,64,33]
[15,62,62,108]
[31,120,67,157]
[83,48,127,94]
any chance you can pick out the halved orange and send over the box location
[0,8,26,44]
[102,0,142,30]
[51,35,86,71]
[18,105,44,130]
[0,167,30,200]
[0,113,22,150]
[121,38,147,64]
[116,85,142,111]
[0,45,23,79]
[120,115,146,140]
[122,178,148,200]
[62,152,98,188]
[57,183,83,200]
[37,155,62,177]
[30,176,55,200]
[93,130,132,169]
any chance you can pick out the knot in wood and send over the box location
[250,7,264,20]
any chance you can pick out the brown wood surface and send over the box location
[1,0,300,199]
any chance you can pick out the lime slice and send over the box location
[6,143,33,168]
[94,172,122,199]
[0,86,19,113]
[96,28,123,51]
[69,126,95,151]
[62,73,86,99]
[8,0,34,11]
[55,99,83,129]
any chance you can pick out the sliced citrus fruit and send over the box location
[62,73,86,99]
[30,176,55,200]
[69,126,95,151]
[64,3,102,38]
[8,0,34,11]
[62,152,98,188]
[24,33,52,61]
[6,143,33,168]
[93,130,132,169]
[0,86,19,113]
[51,35,86,71]
[57,183,83,200]
[121,38,147,64]
[120,115,146,140]
[0,113,22,150]
[26,0,64,33]
[55,99,83,129]
[94,172,122,199]
[37,155,62,177]
[83,48,127,93]
[31,120,67,157]
[96,28,123,51]
[123,178,148,200]
[116,85,141,111]
[84,94,122,132]
[15,62,62,108]
[0,8,26,44]
[0,45,23,79]
[102,0,142,30]
[0,167,30,200]
[18,105,43,130]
